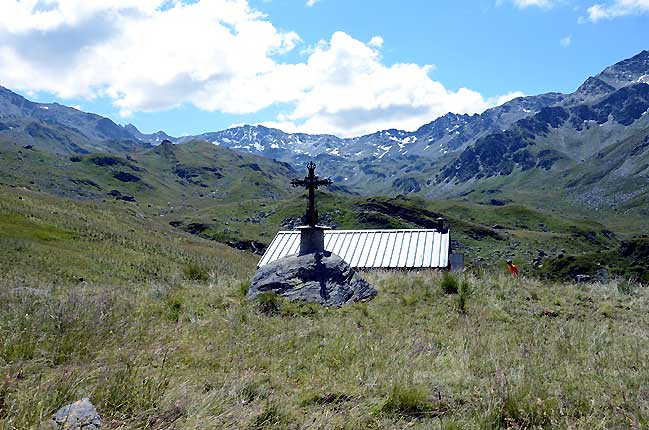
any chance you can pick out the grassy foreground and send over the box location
[2,270,649,429]
[1,185,649,429]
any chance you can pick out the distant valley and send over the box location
[1,50,648,278]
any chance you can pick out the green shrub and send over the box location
[238,280,251,297]
[92,356,170,422]
[457,280,471,313]
[440,273,459,294]
[400,293,419,306]
[0,370,81,427]
[240,378,270,403]
[375,383,435,418]
[256,292,281,315]
[165,295,183,322]
[182,263,209,282]
[486,390,557,430]
[617,279,637,295]
[441,421,464,430]
[250,402,290,430]
[280,300,320,317]
[599,301,615,318]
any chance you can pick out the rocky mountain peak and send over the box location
[596,50,649,90]
[572,76,617,103]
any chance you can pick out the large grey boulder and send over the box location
[51,398,102,430]
[249,251,376,307]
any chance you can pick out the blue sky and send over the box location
[257,0,648,94]
[1,0,647,137]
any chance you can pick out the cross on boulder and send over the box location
[291,161,332,227]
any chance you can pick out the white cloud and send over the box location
[259,32,524,137]
[560,35,572,46]
[511,0,554,8]
[585,0,649,21]
[368,35,383,48]
[305,0,319,6]
[0,0,300,114]
[0,0,521,137]
[492,92,526,106]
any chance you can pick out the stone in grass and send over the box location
[51,398,102,430]
[248,251,377,307]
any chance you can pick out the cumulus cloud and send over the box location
[259,32,524,137]
[305,0,320,6]
[585,0,649,21]
[0,0,521,137]
[0,0,300,113]
[265,32,520,136]
[560,35,572,46]
[368,36,383,48]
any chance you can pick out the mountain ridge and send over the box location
[1,50,649,213]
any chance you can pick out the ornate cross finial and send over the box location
[291,161,332,227]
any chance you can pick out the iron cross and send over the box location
[291,161,332,227]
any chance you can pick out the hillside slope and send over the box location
[0,137,299,206]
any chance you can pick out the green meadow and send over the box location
[1,185,648,429]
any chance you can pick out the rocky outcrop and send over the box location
[51,398,101,430]
[248,251,376,307]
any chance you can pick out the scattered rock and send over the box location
[575,274,591,283]
[90,156,121,167]
[244,210,276,224]
[71,179,101,190]
[488,198,510,206]
[107,190,136,202]
[248,251,377,307]
[492,224,504,230]
[185,222,209,235]
[281,216,301,230]
[319,212,337,228]
[597,268,609,284]
[602,230,616,240]
[51,398,101,430]
[227,239,266,255]
[113,172,141,182]
[541,308,560,318]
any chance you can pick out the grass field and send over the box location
[2,269,648,429]
[1,186,649,429]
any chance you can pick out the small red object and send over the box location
[507,261,519,277]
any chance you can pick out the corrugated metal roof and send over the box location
[258,229,450,269]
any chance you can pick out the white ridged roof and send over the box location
[258,229,450,269]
